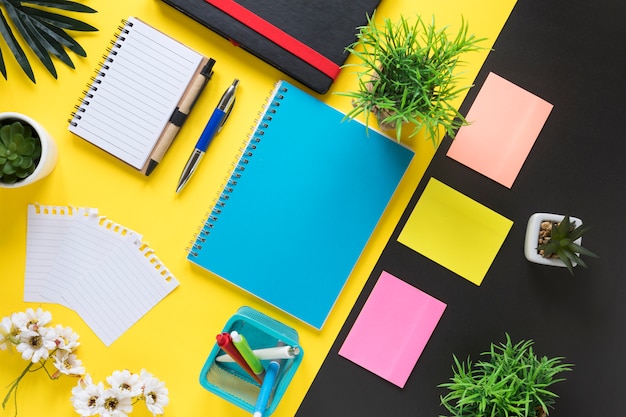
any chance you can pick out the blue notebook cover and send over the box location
[188,80,414,329]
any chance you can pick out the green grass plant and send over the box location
[342,14,485,145]
[439,334,572,417]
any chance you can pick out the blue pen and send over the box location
[176,79,239,192]
[253,360,280,417]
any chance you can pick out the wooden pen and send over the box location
[142,57,215,175]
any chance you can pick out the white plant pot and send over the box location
[524,212,583,268]
[0,112,58,188]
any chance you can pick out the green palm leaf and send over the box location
[0,0,97,83]
[22,0,97,13]
[0,9,34,81]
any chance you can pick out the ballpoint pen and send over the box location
[176,78,239,192]
[144,58,215,176]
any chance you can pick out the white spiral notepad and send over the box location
[24,204,179,346]
[68,17,207,172]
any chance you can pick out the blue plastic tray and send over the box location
[199,307,303,415]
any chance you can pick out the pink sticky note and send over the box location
[447,72,553,188]
[338,271,446,388]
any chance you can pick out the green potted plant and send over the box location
[0,112,58,187]
[524,213,598,275]
[341,14,485,145]
[439,334,573,417]
[0,0,98,83]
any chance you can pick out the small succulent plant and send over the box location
[537,215,598,275]
[0,120,42,184]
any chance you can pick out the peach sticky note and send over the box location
[397,178,513,285]
[338,271,446,388]
[446,72,553,188]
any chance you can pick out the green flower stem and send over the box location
[2,360,46,416]
[3,361,33,415]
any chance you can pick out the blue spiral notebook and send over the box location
[188,80,414,329]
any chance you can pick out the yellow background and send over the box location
[0,1,515,416]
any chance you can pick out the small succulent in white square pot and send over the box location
[524,212,598,274]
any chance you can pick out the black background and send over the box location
[296,0,626,415]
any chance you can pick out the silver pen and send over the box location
[176,79,239,193]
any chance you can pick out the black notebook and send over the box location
[159,0,381,93]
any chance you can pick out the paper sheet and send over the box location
[446,72,554,188]
[42,214,141,307]
[397,178,513,285]
[24,205,97,302]
[62,238,178,346]
[338,271,446,388]
[24,204,178,346]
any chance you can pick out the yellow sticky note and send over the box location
[398,178,513,285]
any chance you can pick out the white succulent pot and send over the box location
[0,112,58,188]
[524,212,583,268]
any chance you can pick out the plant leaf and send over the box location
[568,224,592,241]
[1,0,98,81]
[21,0,97,14]
[3,1,58,78]
[21,8,74,69]
[0,8,35,82]
[35,19,86,56]
[0,44,5,79]
[15,5,98,32]
[559,252,575,275]
[570,242,598,258]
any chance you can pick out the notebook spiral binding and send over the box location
[68,19,135,126]
[187,83,289,257]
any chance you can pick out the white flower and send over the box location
[139,369,169,416]
[53,350,85,376]
[11,307,52,331]
[107,369,142,397]
[52,324,81,352]
[16,326,56,363]
[0,316,14,350]
[100,387,133,417]
[72,375,105,416]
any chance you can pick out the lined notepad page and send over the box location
[43,215,141,307]
[24,204,179,346]
[63,238,178,347]
[24,205,97,302]
[68,17,204,169]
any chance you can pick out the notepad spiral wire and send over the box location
[187,83,288,257]
[68,19,133,126]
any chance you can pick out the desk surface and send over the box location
[2,1,520,416]
[297,1,626,416]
